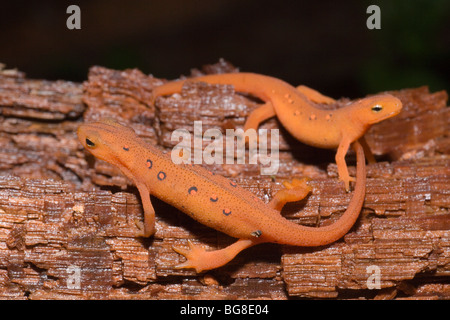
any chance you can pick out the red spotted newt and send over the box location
[151,72,402,190]
[77,120,366,272]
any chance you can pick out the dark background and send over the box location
[1,0,449,98]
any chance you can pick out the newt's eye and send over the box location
[85,138,96,148]
[372,104,383,113]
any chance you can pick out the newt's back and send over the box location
[77,121,279,240]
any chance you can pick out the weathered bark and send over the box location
[0,61,448,299]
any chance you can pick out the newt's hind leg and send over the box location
[244,102,276,132]
[173,239,256,272]
[268,178,311,211]
[359,136,376,164]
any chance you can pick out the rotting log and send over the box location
[0,61,449,299]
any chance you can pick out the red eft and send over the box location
[151,72,402,190]
[77,120,366,272]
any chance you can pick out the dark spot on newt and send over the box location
[157,171,166,181]
[222,208,231,216]
[188,186,198,195]
[123,145,130,151]
[210,194,218,202]
[251,230,262,238]
[146,159,153,169]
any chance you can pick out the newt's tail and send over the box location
[263,139,366,246]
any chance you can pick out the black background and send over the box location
[1,0,449,98]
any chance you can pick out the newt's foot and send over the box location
[268,178,311,211]
[134,219,154,238]
[341,176,356,192]
[173,241,209,273]
[282,177,311,190]
[173,239,255,272]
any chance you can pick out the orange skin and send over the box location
[77,120,366,272]
[151,72,402,190]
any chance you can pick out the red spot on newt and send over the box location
[188,186,198,195]
[157,171,166,181]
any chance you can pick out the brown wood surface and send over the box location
[0,61,449,299]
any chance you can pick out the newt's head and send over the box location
[350,94,402,126]
[77,119,139,168]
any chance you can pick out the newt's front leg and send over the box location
[335,138,356,192]
[173,239,256,272]
[135,183,156,237]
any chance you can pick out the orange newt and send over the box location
[151,73,402,190]
[77,120,366,272]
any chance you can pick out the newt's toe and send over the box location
[342,176,356,192]
[172,241,207,272]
